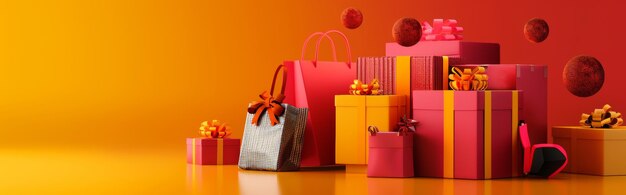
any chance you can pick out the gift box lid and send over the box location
[186,138,241,146]
[335,95,405,107]
[413,90,522,111]
[369,132,413,148]
[335,95,366,106]
[385,41,500,64]
[552,126,626,140]
[366,95,406,107]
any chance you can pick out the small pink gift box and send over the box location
[367,131,414,178]
[186,138,240,165]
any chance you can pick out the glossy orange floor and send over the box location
[1,148,624,194]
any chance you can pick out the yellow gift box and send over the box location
[552,126,626,175]
[335,95,406,172]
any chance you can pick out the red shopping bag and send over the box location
[283,30,356,166]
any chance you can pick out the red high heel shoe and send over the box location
[520,123,568,178]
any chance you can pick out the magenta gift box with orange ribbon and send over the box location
[186,120,241,165]
[186,138,240,165]
[412,90,524,179]
[454,64,547,144]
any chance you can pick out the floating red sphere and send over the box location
[392,17,422,47]
[341,7,363,29]
[563,55,605,97]
[524,18,550,43]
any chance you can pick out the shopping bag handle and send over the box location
[300,32,338,62]
[270,64,288,96]
[314,30,352,68]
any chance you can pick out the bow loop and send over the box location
[248,90,285,126]
[199,120,231,138]
[422,19,464,41]
[349,79,382,95]
[449,66,488,91]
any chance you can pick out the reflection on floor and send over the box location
[1,148,623,194]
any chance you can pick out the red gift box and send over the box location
[367,131,414,178]
[412,90,523,179]
[186,138,240,165]
[385,41,500,64]
[454,64,547,144]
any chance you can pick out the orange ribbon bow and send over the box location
[349,79,382,95]
[449,66,488,91]
[397,115,418,135]
[247,91,285,126]
[580,104,623,128]
[199,120,231,138]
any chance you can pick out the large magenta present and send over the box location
[186,138,240,165]
[454,64,547,144]
[367,127,414,178]
[412,90,524,179]
[385,41,500,64]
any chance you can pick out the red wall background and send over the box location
[1,0,623,150]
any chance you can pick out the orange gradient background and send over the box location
[1,0,624,192]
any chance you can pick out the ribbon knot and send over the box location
[397,115,418,135]
[199,120,231,138]
[422,19,464,41]
[248,91,285,126]
[449,66,488,91]
[349,79,382,95]
[580,104,623,128]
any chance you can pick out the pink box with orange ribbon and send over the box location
[186,138,240,165]
[186,120,241,165]
[412,90,524,179]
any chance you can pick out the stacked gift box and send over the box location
[334,19,551,179]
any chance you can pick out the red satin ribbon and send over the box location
[248,91,285,126]
[422,19,464,41]
[199,120,231,138]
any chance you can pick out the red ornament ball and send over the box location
[524,18,549,43]
[392,17,422,47]
[341,7,363,29]
[562,55,605,97]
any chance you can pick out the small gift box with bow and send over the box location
[186,120,241,165]
[367,117,416,178]
[552,104,626,176]
[412,90,524,179]
[335,79,406,173]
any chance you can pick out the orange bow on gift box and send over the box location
[349,79,382,95]
[248,91,285,126]
[580,104,623,128]
[448,66,488,91]
[199,120,231,138]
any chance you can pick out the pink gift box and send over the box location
[186,138,240,165]
[385,41,500,64]
[412,90,524,179]
[454,64,547,144]
[367,132,414,178]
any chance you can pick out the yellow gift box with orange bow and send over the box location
[335,79,406,173]
[186,120,240,165]
[552,104,626,175]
